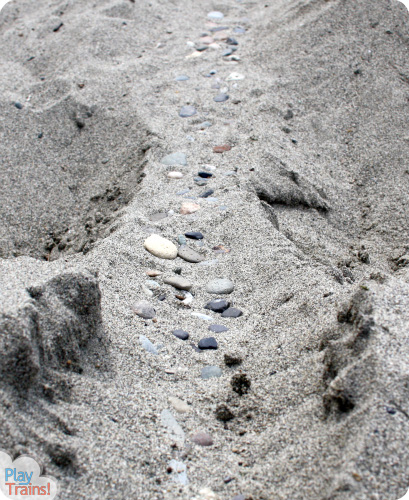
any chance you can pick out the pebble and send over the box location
[206,278,235,294]
[178,245,205,263]
[210,26,228,32]
[163,276,193,291]
[198,121,212,129]
[227,72,245,81]
[161,409,185,445]
[209,324,228,333]
[167,171,184,179]
[180,202,200,214]
[168,459,189,485]
[146,269,162,277]
[207,11,224,20]
[132,301,156,319]
[214,93,229,102]
[185,231,204,240]
[200,189,215,198]
[149,212,167,222]
[142,285,153,298]
[198,171,213,178]
[161,152,187,165]
[175,75,189,81]
[222,49,233,57]
[172,329,189,340]
[191,432,214,446]
[233,26,246,34]
[231,496,246,500]
[196,45,208,52]
[213,245,230,253]
[200,36,214,44]
[213,144,231,153]
[194,178,208,186]
[226,37,238,45]
[169,396,191,413]
[205,299,230,313]
[198,259,219,267]
[177,234,187,245]
[221,307,242,318]
[202,164,217,171]
[14,102,23,109]
[145,280,160,290]
[144,234,178,259]
[182,292,194,306]
[198,337,218,350]
[177,188,190,196]
[201,366,222,379]
[192,312,214,321]
[179,105,197,117]
[139,335,158,354]
[158,294,166,301]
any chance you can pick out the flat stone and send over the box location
[200,189,215,198]
[200,35,214,44]
[180,202,200,215]
[139,335,158,354]
[177,234,187,245]
[206,278,235,294]
[201,366,222,379]
[164,276,193,291]
[192,312,214,321]
[172,329,189,340]
[185,231,204,240]
[192,432,214,446]
[179,105,197,118]
[209,324,228,333]
[145,280,160,290]
[214,93,229,102]
[221,307,242,318]
[167,171,184,179]
[132,301,156,319]
[146,269,162,277]
[226,37,238,45]
[175,75,189,81]
[233,27,246,34]
[205,299,230,313]
[207,11,224,20]
[198,337,218,350]
[210,26,229,32]
[149,212,167,222]
[194,178,208,186]
[161,152,187,166]
[198,171,213,178]
[144,234,178,259]
[198,121,212,129]
[178,245,205,263]
[213,144,231,153]
[222,49,233,57]
[196,45,208,52]
[169,396,191,413]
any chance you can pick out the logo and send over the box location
[0,451,58,499]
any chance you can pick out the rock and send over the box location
[139,335,158,354]
[198,337,218,350]
[149,212,167,222]
[158,294,166,301]
[198,171,213,178]
[175,75,189,81]
[205,299,230,313]
[226,72,245,81]
[233,26,246,34]
[179,105,197,118]
[222,49,233,57]
[192,312,213,321]
[145,280,160,290]
[191,432,214,446]
[201,366,222,379]
[221,307,242,318]
[215,404,235,421]
[180,202,200,215]
[214,94,229,102]
[146,269,162,277]
[213,144,231,153]
[209,324,228,333]
[162,152,187,166]
[177,235,187,246]
[200,189,215,198]
[198,121,212,129]
[224,353,242,366]
[163,276,192,291]
[200,36,214,44]
[167,171,184,179]
[168,459,189,485]
[206,278,234,294]
[177,188,190,195]
[182,292,194,306]
[178,245,205,263]
[196,45,208,52]
[169,396,191,413]
[14,102,23,109]
[172,329,189,340]
[213,245,230,254]
[144,234,178,260]
[161,409,185,445]
[210,26,228,32]
[226,37,238,45]
[207,11,224,20]
[194,178,208,186]
[185,231,204,240]
[231,373,251,395]
[132,301,156,319]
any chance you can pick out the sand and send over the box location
[1,0,409,498]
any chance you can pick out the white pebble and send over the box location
[144,234,178,259]
[167,171,184,179]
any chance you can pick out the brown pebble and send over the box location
[152,318,158,323]
[213,144,232,153]
[146,269,162,277]
[180,202,200,215]
[213,245,230,254]
[191,432,213,446]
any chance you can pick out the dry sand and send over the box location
[1,0,409,498]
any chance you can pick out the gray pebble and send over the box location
[205,299,230,313]
[163,276,193,291]
[177,235,187,245]
[132,301,156,319]
[206,278,234,294]
[178,245,205,263]
[172,329,189,341]
[175,75,190,81]
[177,189,190,196]
[191,432,214,446]
[185,231,204,240]
[179,105,197,118]
[221,307,242,318]
[214,93,229,102]
[139,335,158,354]
[199,189,215,198]
[201,366,222,379]
[198,121,212,129]
[194,178,208,186]
[233,27,246,34]
[198,337,218,350]
[209,324,228,333]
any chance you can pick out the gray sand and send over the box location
[1,0,409,498]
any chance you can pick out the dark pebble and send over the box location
[226,37,238,45]
[38,132,43,139]
[198,171,213,178]
[221,307,242,318]
[14,102,23,109]
[200,189,215,198]
[158,294,166,301]
[172,329,189,341]
[215,404,235,421]
[284,109,294,120]
[196,45,208,52]
[224,354,242,367]
[231,373,251,395]
[185,231,204,240]
[198,337,218,350]
[386,407,397,415]
[214,94,229,102]
[53,22,64,32]
[222,49,233,57]
[209,324,228,333]
[205,299,230,313]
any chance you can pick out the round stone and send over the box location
[198,171,213,178]
[179,105,197,118]
[144,234,178,260]
[207,11,224,20]
[161,152,187,166]
[178,245,205,263]
[191,432,214,446]
[214,93,229,102]
[206,278,235,294]
[185,231,204,240]
[198,337,218,350]
[180,202,200,215]
[132,301,156,319]
[167,171,184,179]
[172,329,189,340]
[163,276,193,291]
[205,299,230,313]
[221,307,242,318]
[201,366,222,379]
[209,324,228,333]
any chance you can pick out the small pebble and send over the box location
[161,409,185,445]
[231,496,246,500]
[207,11,224,20]
[200,36,214,44]
[14,102,23,109]
[149,212,167,222]
[196,45,208,52]
[169,396,191,413]
[139,335,158,354]
[178,245,205,263]
[206,278,234,294]
[198,337,218,350]
[177,188,190,196]
[145,280,160,290]
[233,26,246,34]
[194,178,208,186]
[175,75,190,81]
[167,171,184,179]
[221,307,242,318]
[179,105,197,118]
[201,366,222,379]
[177,235,187,245]
[226,72,245,81]
[158,294,166,301]
[209,324,228,333]
[210,26,229,32]
[168,459,188,485]
[200,189,215,198]
[198,171,213,178]
[214,93,229,102]
[146,269,162,277]
[205,299,230,313]
[213,245,230,253]
[213,144,231,153]
[191,432,214,446]
[192,312,214,321]
[198,121,212,129]
[144,234,178,260]
[132,301,156,319]
[180,202,200,215]
[163,276,193,291]
[226,37,238,45]
[222,49,233,57]
[162,152,187,166]
[185,231,204,240]
[172,329,189,340]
